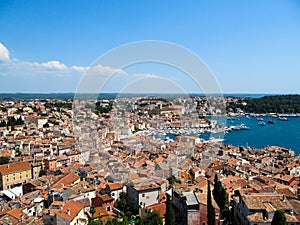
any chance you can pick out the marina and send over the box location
[145,114,300,155]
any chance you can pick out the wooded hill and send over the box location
[227,95,300,113]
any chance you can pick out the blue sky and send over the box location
[0,0,300,93]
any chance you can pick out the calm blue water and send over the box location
[203,116,300,155]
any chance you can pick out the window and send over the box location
[202,222,206,225]
[112,193,115,196]
[142,193,145,197]
[107,206,111,212]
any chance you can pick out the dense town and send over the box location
[0,96,299,225]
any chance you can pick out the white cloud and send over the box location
[0,43,156,78]
[87,64,127,76]
[133,73,159,78]
[71,64,128,76]
[0,42,168,93]
[40,60,67,70]
[71,66,88,72]
[0,43,10,61]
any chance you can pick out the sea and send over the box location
[0,93,299,155]
[202,116,300,155]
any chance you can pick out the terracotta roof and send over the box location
[93,206,107,218]
[56,200,84,221]
[76,198,91,207]
[93,206,115,221]
[54,172,80,187]
[147,202,166,217]
[100,194,114,202]
[7,208,27,220]
[277,175,295,182]
[276,188,296,198]
[132,180,160,191]
[227,158,240,166]
[247,212,265,222]
[153,157,165,163]
[107,182,123,191]
[0,161,31,175]
[242,193,293,211]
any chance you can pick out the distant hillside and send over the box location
[229,95,300,113]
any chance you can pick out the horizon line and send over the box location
[0,92,299,95]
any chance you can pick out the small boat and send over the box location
[232,124,250,130]
[278,117,288,121]
[258,121,266,126]
[239,124,250,130]
[232,126,241,131]
[267,120,275,124]
[257,117,264,121]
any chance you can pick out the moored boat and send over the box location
[232,124,250,130]
[239,124,250,130]
[278,117,288,121]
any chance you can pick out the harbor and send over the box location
[143,114,300,155]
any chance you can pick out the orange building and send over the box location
[0,161,32,190]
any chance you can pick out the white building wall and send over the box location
[138,189,159,207]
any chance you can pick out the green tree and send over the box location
[213,174,229,219]
[140,211,163,225]
[165,194,175,225]
[88,221,102,225]
[207,181,216,225]
[0,120,6,127]
[90,206,96,218]
[0,156,9,165]
[168,176,181,185]
[43,123,50,128]
[213,174,220,205]
[16,116,24,125]
[105,218,120,225]
[237,94,300,114]
[117,192,128,211]
[105,217,129,225]
[15,149,22,157]
[271,210,287,225]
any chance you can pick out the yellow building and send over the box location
[0,161,32,190]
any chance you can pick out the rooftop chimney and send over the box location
[67,209,70,215]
